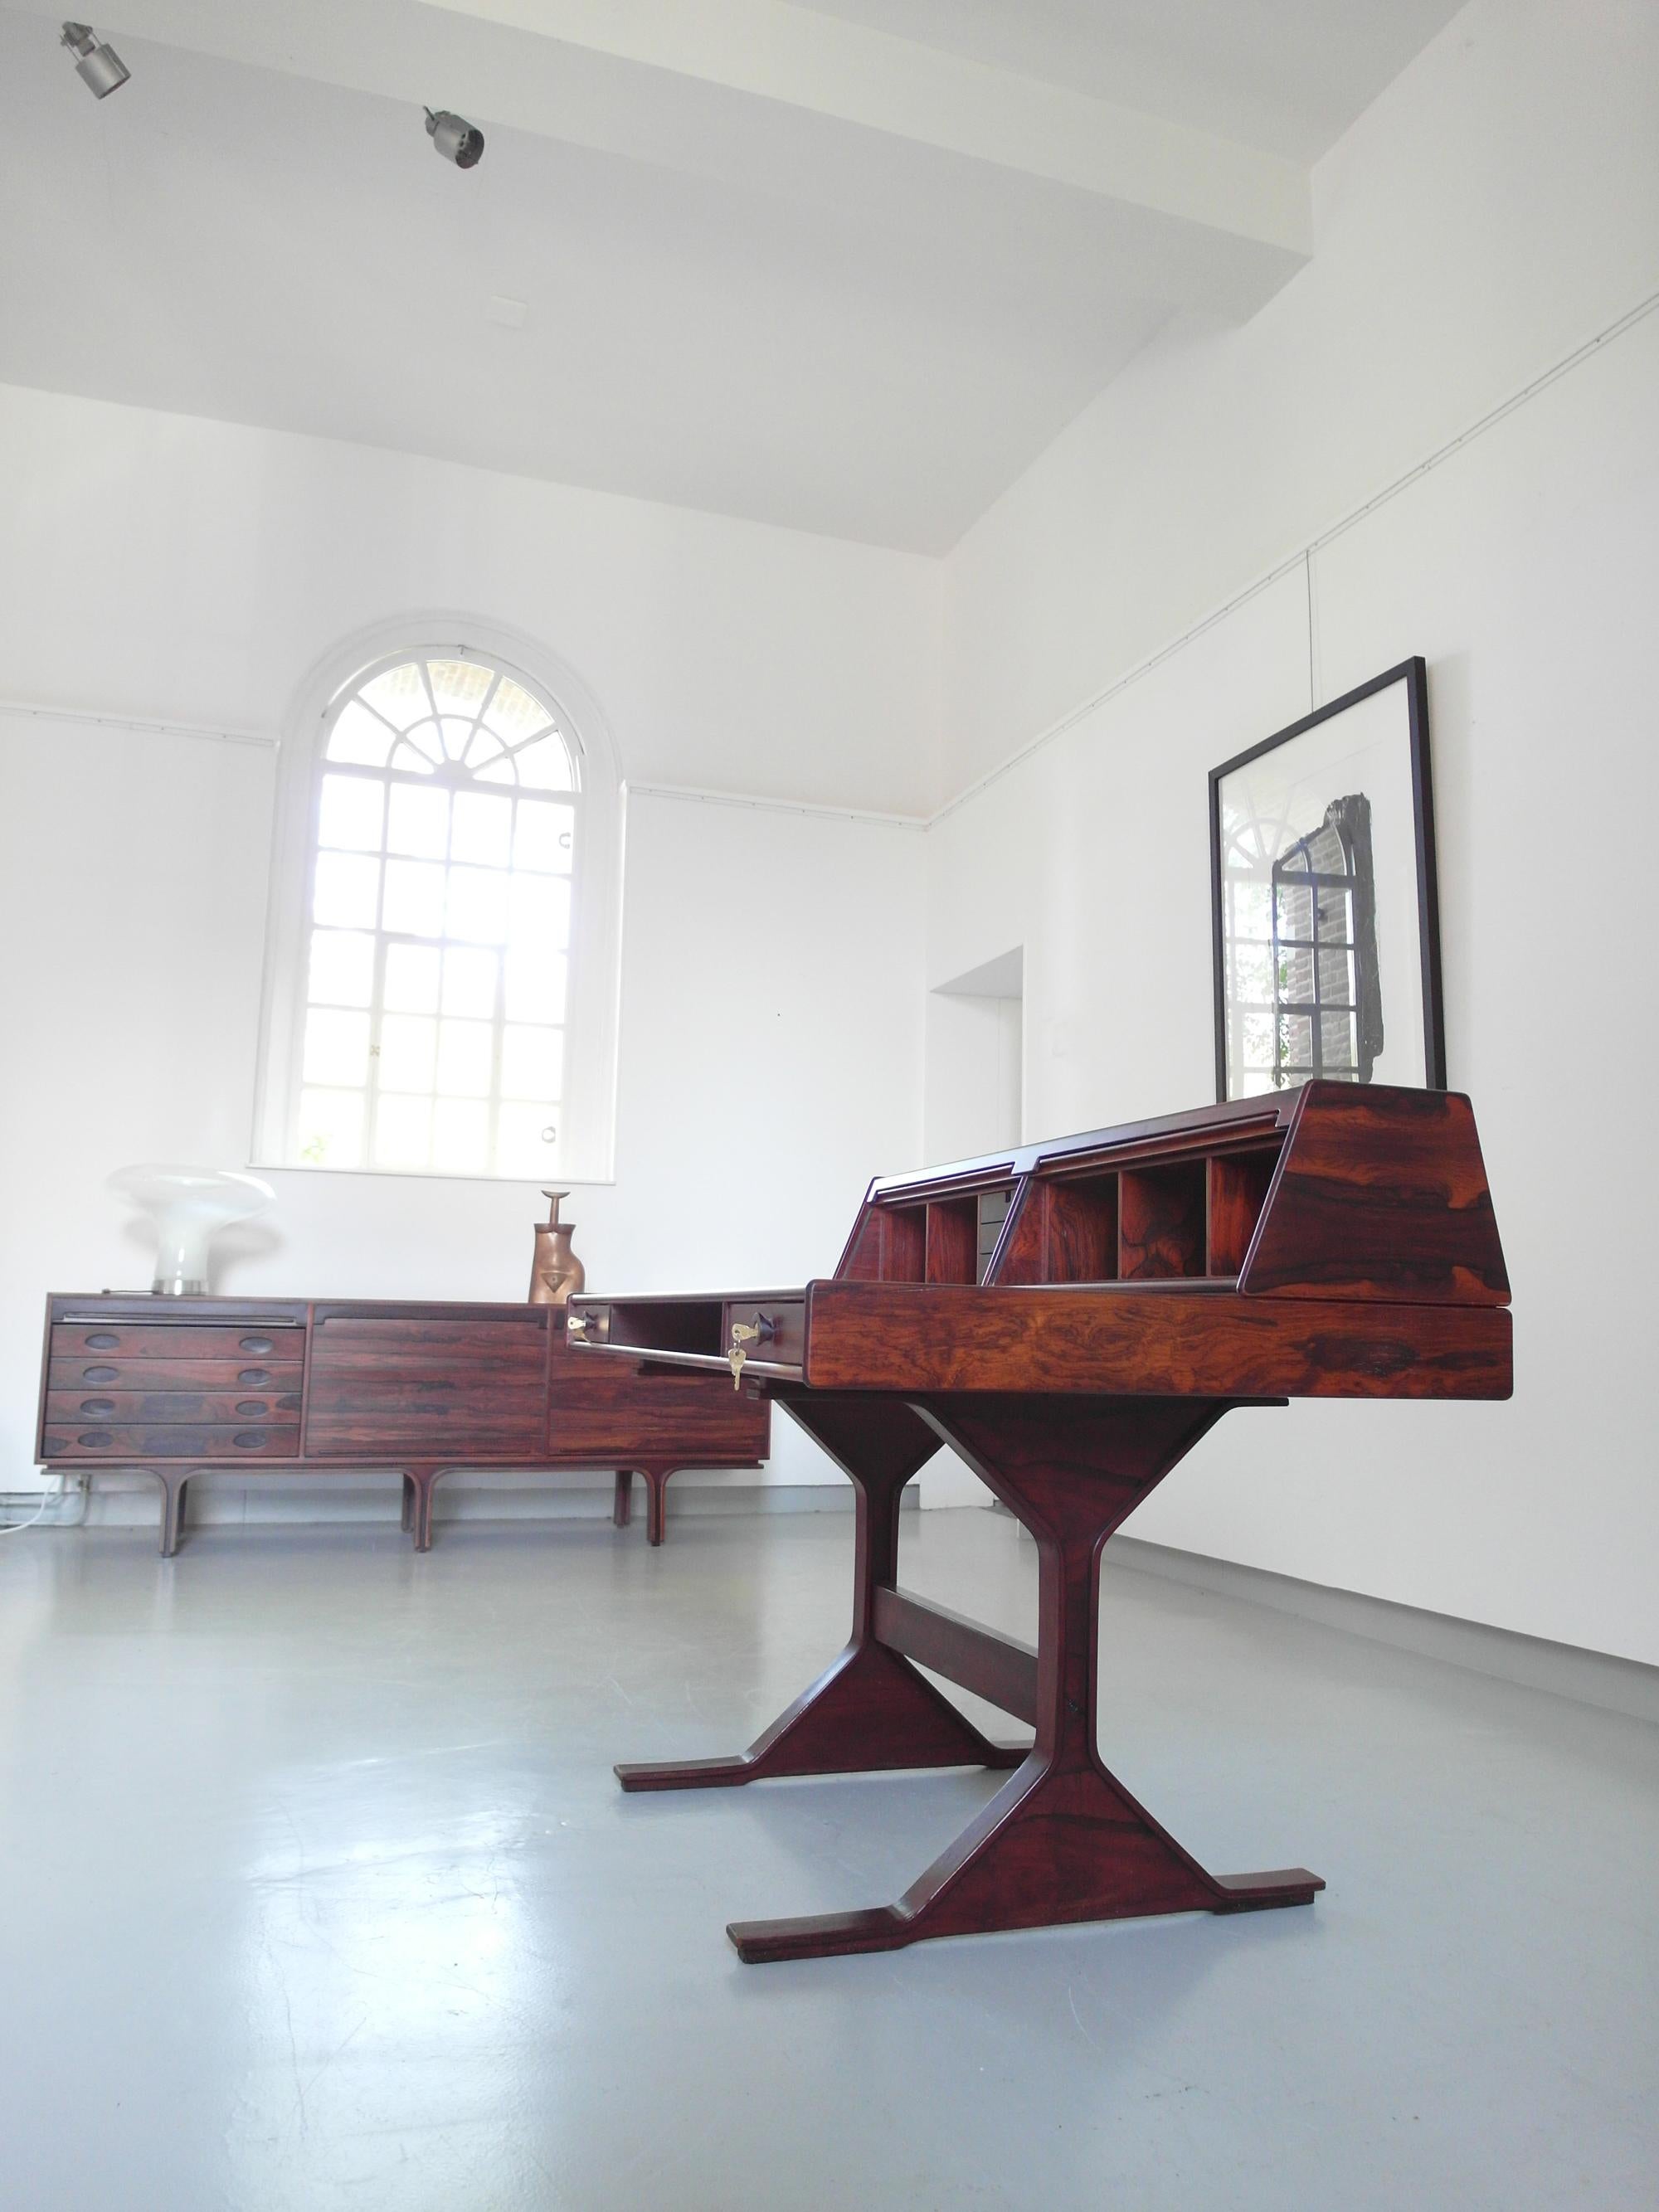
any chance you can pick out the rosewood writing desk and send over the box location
[567,1082,1512,1962]
[36,1296,768,1554]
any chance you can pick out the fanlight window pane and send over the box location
[318,775,384,852]
[482,678,551,741]
[299,650,587,1179]
[396,722,446,773]
[425,659,493,718]
[327,700,397,767]
[513,732,577,792]
[359,662,430,729]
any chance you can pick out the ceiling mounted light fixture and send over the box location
[61,20,129,98]
[425,108,484,169]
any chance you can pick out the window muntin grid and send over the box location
[295,654,580,1177]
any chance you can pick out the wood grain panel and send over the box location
[50,1324,303,1362]
[45,1389,303,1424]
[47,1359,304,1392]
[1119,1164,1207,1279]
[1239,1082,1510,1302]
[801,1281,1511,1400]
[40,1423,300,1458]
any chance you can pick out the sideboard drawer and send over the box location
[46,1356,304,1393]
[45,1388,303,1425]
[50,1323,304,1364]
[39,1422,301,1460]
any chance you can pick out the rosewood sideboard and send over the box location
[567,1081,1512,1962]
[36,1294,769,1555]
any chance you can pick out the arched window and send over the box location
[256,635,620,1182]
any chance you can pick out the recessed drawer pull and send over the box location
[232,1432,265,1449]
[237,1369,272,1385]
[234,1399,269,1417]
[85,1332,119,1350]
[79,1398,116,1417]
[77,1431,114,1448]
[81,1365,119,1383]
[239,1335,275,1354]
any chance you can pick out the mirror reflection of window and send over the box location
[1268,795,1383,1087]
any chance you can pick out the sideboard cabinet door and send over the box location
[305,1315,549,1459]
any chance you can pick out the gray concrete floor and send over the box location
[0,1505,1654,2212]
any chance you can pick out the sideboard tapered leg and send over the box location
[406,1467,443,1553]
[401,1475,415,1534]
[612,1470,633,1528]
[643,1466,674,1547]
[155,1468,191,1558]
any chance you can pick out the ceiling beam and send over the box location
[20,0,1311,314]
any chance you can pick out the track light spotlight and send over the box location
[425,108,484,169]
[61,21,129,98]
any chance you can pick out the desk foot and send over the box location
[728,1864,1321,1962]
[616,1637,1026,1791]
[724,1753,1322,1961]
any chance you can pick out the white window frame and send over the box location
[253,617,624,1183]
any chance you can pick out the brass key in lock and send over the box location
[728,1315,776,1388]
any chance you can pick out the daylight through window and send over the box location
[295,654,581,1176]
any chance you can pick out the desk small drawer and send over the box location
[51,1323,304,1363]
[40,1422,300,1460]
[723,1298,806,1371]
[48,1357,304,1393]
[45,1389,302,1426]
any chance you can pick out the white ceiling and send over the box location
[799,1,1467,163]
[0,1,1462,552]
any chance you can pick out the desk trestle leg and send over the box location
[616,1396,1026,1791]
[630,1393,1321,1961]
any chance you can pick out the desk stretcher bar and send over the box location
[570,1083,1511,1962]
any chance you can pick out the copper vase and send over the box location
[528,1189,586,1305]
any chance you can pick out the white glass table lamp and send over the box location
[109,1166,276,1296]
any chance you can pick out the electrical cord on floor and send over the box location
[0,1474,86,1534]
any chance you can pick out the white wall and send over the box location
[928,0,1659,1661]
[0,383,940,819]
[944,0,1659,797]
[0,382,935,1505]
[0,709,924,1500]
